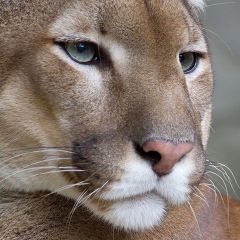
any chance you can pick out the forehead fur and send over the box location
[187,0,206,10]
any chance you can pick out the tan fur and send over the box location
[1,186,240,239]
[0,0,239,239]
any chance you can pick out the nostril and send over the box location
[147,151,161,166]
[134,144,161,166]
[142,139,193,175]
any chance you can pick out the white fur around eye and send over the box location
[188,0,206,11]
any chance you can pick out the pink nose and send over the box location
[143,140,193,175]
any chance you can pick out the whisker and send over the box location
[206,2,236,8]
[46,182,90,197]
[67,189,89,227]
[200,182,218,208]
[83,166,107,182]
[0,149,74,166]
[208,164,240,199]
[202,178,226,210]
[203,174,230,225]
[67,180,109,226]
[31,168,86,177]
[215,162,240,190]
[207,164,232,185]
[203,28,233,54]
[0,166,78,184]
[202,32,218,52]
[187,201,202,239]
[193,192,210,210]
[193,186,210,210]
[79,180,109,206]
[204,171,229,196]
[0,157,72,173]
[204,172,229,217]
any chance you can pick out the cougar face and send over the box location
[0,0,213,231]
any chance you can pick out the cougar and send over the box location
[0,0,239,239]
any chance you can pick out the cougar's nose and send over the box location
[143,140,193,176]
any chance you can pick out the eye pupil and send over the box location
[77,43,87,53]
[179,54,185,63]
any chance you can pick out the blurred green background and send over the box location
[203,0,240,199]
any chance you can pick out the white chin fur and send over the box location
[88,192,166,232]
[100,159,158,200]
[85,156,194,231]
[188,0,206,11]
[155,160,193,205]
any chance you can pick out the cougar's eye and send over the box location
[179,52,198,73]
[65,42,99,64]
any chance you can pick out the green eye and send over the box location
[179,52,198,73]
[65,42,99,64]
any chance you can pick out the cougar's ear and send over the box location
[187,0,206,11]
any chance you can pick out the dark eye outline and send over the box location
[62,41,100,64]
[179,52,199,74]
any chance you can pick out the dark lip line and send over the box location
[97,190,161,203]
